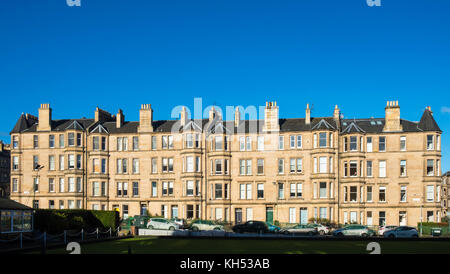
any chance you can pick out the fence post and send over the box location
[81,229,84,241]
[42,232,47,254]
[20,232,23,249]
[96,228,99,239]
[109,227,112,238]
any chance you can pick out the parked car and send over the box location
[266,222,281,233]
[280,224,318,235]
[378,225,398,236]
[332,225,375,237]
[232,221,269,234]
[147,218,180,231]
[190,220,224,231]
[383,226,419,238]
[310,223,330,235]
[170,218,188,229]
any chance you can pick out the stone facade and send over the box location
[9,101,443,227]
[442,172,450,218]
[0,141,10,197]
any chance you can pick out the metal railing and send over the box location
[0,226,120,250]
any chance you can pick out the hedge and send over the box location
[34,209,120,234]
[418,222,450,236]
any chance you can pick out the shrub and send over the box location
[34,209,119,234]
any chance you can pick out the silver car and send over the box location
[147,218,179,231]
[383,226,419,238]
[378,225,398,236]
[333,225,375,237]
[190,220,224,231]
[281,224,318,235]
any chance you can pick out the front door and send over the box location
[266,207,273,224]
[172,205,178,218]
[235,208,242,224]
[399,211,407,226]
[140,203,148,216]
[300,208,308,224]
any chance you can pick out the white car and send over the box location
[310,224,330,235]
[378,225,398,236]
[190,220,224,231]
[383,226,419,238]
[147,218,180,231]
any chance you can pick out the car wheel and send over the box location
[258,229,264,234]
[192,226,199,232]
[412,234,419,238]
[148,225,154,230]
[361,233,368,238]
[169,226,175,231]
[308,231,313,236]
[283,231,289,235]
[336,232,344,237]
[389,234,395,238]
[214,227,221,231]
[319,230,325,236]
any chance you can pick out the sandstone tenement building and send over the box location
[9,101,443,227]
[0,141,10,198]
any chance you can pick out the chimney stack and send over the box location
[235,107,241,127]
[37,103,52,131]
[180,106,188,127]
[426,106,433,115]
[116,109,124,128]
[209,106,216,122]
[138,104,154,133]
[263,101,280,132]
[305,103,311,125]
[333,105,340,121]
[95,107,113,122]
[383,100,402,132]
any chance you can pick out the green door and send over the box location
[266,207,274,224]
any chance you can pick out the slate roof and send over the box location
[10,109,441,134]
[418,109,441,132]
[0,198,32,211]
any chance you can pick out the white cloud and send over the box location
[441,106,450,114]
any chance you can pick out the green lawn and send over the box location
[31,237,450,254]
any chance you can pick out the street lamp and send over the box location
[413,194,424,237]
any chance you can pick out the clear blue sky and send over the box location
[0,0,449,171]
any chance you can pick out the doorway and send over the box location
[235,208,242,224]
[399,211,407,226]
[266,207,273,224]
[300,208,308,224]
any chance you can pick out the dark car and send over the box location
[232,221,269,234]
